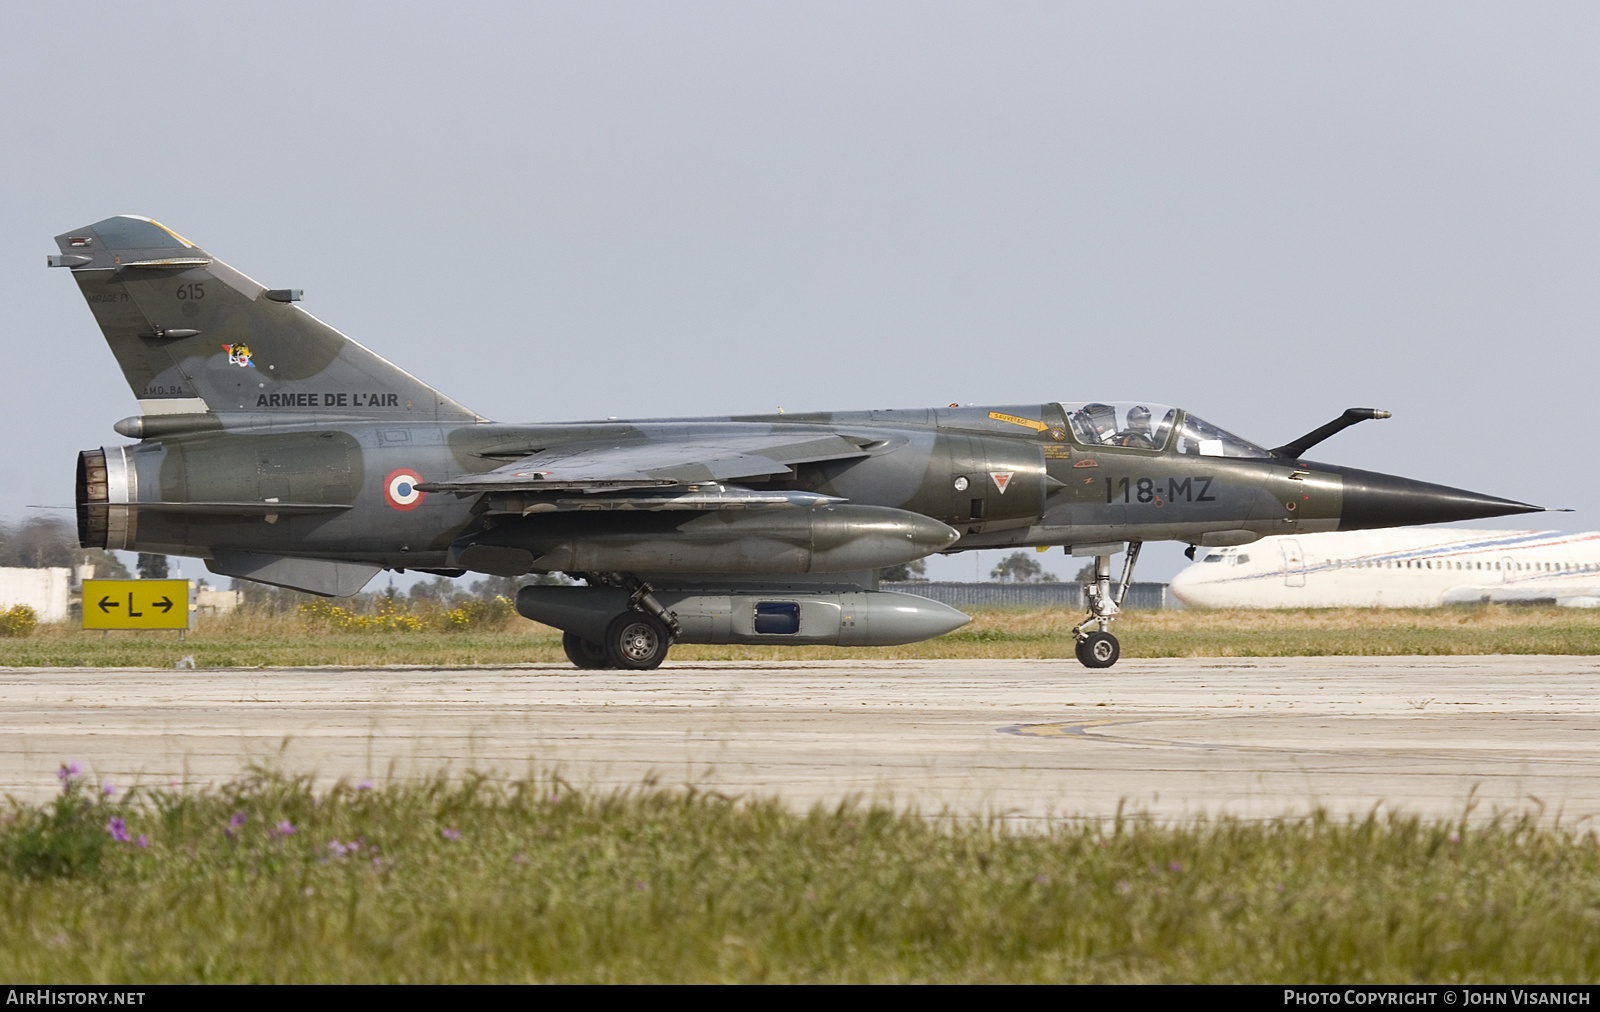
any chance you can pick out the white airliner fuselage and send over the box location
[1169,529,1600,608]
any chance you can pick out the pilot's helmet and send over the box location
[1127,404,1152,431]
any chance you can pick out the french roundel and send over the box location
[383,469,425,511]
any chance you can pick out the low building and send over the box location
[196,588,242,615]
[0,567,72,623]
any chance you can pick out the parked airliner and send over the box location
[1169,529,1600,608]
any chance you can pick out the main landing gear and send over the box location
[564,574,680,671]
[1071,542,1141,669]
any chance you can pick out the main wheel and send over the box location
[562,631,613,669]
[604,611,672,670]
[1075,631,1120,668]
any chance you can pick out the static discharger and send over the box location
[82,580,191,631]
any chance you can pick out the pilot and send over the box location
[1112,404,1157,449]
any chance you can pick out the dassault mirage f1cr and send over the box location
[53,216,1547,668]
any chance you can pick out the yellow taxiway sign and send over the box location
[83,580,191,630]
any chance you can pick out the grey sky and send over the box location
[4,3,1596,585]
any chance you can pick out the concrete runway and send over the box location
[4,656,1599,824]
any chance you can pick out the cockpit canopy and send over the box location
[1060,402,1272,458]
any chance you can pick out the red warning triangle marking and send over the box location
[990,471,1014,494]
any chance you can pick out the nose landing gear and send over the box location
[1071,542,1141,668]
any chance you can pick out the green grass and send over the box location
[3,604,1600,667]
[2,772,1598,983]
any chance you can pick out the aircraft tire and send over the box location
[604,611,672,670]
[562,631,614,669]
[1075,631,1120,669]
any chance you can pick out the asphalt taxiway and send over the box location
[3,656,1597,823]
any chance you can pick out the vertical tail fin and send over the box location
[51,216,483,423]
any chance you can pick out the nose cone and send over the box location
[807,505,961,572]
[1322,464,1545,531]
[1167,557,1229,609]
[865,593,973,644]
[1168,561,1201,596]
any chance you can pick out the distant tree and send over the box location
[467,572,572,600]
[0,515,129,577]
[468,575,520,600]
[0,516,79,568]
[87,551,132,580]
[408,575,461,605]
[990,551,1060,583]
[136,554,169,579]
[876,559,928,582]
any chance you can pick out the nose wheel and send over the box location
[1075,631,1120,668]
[1071,542,1141,668]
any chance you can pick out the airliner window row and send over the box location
[1202,553,1598,573]
[1323,560,1595,572]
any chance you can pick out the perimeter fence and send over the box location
[880,581,1173,610]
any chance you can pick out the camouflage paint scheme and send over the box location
[53,216,1544,665]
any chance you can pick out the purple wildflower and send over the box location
[1116,880,1132,894]
[107,817,130,843]
[1034,874,1051,885]
[512,853,528,865]
[136,835,148,848]
[102,783,116,796]
[273,820,296,837]
[57,762,82,791]
[356,780,374,791]
[1450,832,1461,843]
[1169,862,1183,873]
[229,811,247,829]
[441,828,461,841]
[327,840,349,857]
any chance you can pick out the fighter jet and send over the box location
[51,216,1546,668]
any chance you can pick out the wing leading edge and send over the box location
[419,431,880,495]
